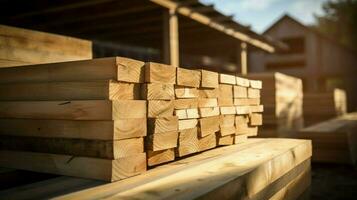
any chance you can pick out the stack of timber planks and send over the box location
[0,57,266,180]
[0,57,147,182]
[304,88,347,126]
[297,112,357,165]
[245,72,303,137]
[0,24,92,68]
[144,62,178,166]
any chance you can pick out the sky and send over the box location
[200,0,330,33]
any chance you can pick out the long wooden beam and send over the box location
[150,0,275,53]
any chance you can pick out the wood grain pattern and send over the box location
[176,68,200,87]
[0,80,140,101]
[0,57,145,83]
[173,99,198,109]
[141,83,174,100]
[0,100,146,120]
[199,107,220,117]
[248,88,261,98]
[0,151,146,181]
[198,98,218,108]
[200,70,219,88]
[220,106,236,115]
[148,100,174,118]
[219,74,236,85]
[198,134,216,152]
[198,88,218,98]
[147,149,175,167]
[176,127,200,157]
[0,136,144,159]
[146,131,178,151]
[178,119,198,130]
[250,80,262,89]
[175,86,199,99]
[0,118,146,140]
[198,116,220,137]
[233,86,248,98]
[145,62,176,84]
[236,76,250,87]
[250,113,263,126]
[148,116,178,134]
[217,134,234,146]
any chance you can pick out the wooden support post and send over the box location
[163,8,179,67]
[240,42,248,75]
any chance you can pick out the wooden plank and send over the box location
[0,80,140,101]
[236,76,250,87]
[147,149,175,167]
[248,88,261,98]
[146,131,178,151]
[198,134,216,152]
[174,108,199,119]
[0,57,145,83]
[0,100,146,120]
[0,118,146,140]
[200,70,218,88]
[219,74,236,85]
[0,151,146,182]
[0,136,144,159]
[176,127,200,157]
[220,106,236,115]
[198,88,218,98]
[250,105,264,113]
[233,85,248,98]
[217,134,234,146]
[250,80,262,89]
[176,68,201,87]
[250,113,263,126]
[198,98,218,108]
[199,107,220,117]
[219,84,233,98]
[144,62,176,84]
[198,116,220,137]
[173,99,198,109]
[147,116,178,134]
[178,119,198,130]
[148,100,174,118]
[39,139,312,199]
[175,86,199,98]
[236,106,251,115]
[218,98,234,106]
[234,134,248,144]
[141,83,175,100]
[234,98,260,106]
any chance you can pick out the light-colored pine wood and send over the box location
[220,126,236,136]
[176,68,201,87]
[144,62,176,84]
[148,100,174,118]
[234,98,260,106]
[250,80,262,89]
[175,86,199,99]
[217,134,234,145]
[39,139,312,199]
[0,151,146,181]
[173,99,198,109]
[0,57,145,83]
[249,105,264,113]
[174,109,187,119]
[0,100,146,120]
[141,83,174,100]
[250,113,263,126]
[220,106,236,115]
[0,136,144,159]
[233,85,248,98]
[198,88,218,98]
[248,88,260,98]
[198,134,216,152]
[147,149,175,167]
[0,80,140,101]
[176,127,200,157]
[219,84,233,98]
[0,118,146,140]
[146,131,178,151]
[235,115,249,126]
[220,115,236,136]
[174,108,199,119]
[199,107,220,117]
[178,119,198,130]
[219,74,236,85]
[236,76,250,87]
[198,98,218,108]
[218,98,234,106]
[234,134,248,144]
[198,116,220,137]
[0,24,92,67]
[148,116,178,134]
[200,70,219,88]
[236,106,251,115]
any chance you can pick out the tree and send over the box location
[315,0,357,51]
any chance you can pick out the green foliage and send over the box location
[315,0,357,51]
